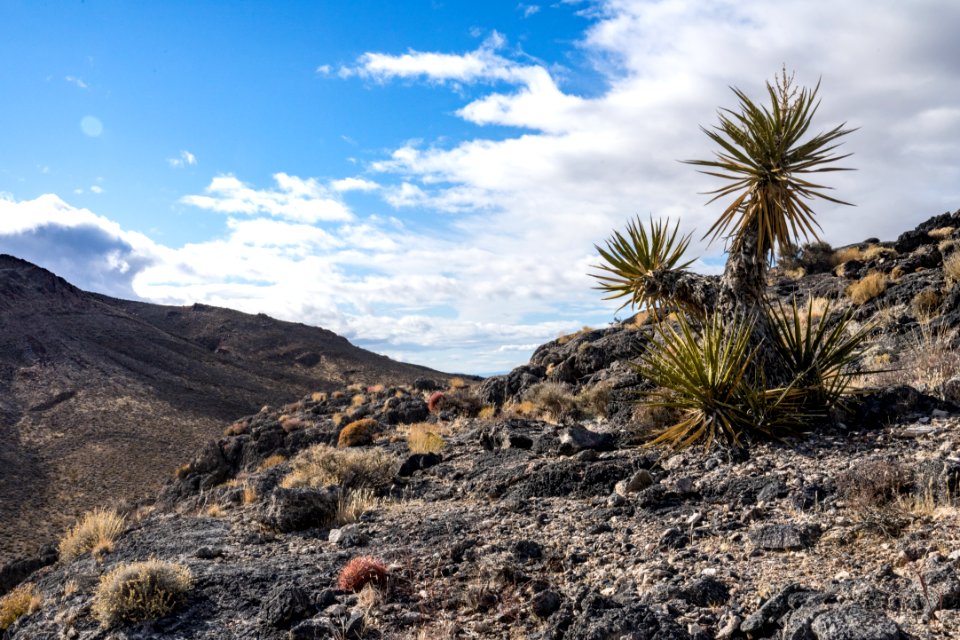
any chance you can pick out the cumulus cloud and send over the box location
[167,150,197,168]
[0,195,158,299]
[181,173,354,223]
[65,75,87,89]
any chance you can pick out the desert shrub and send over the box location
[846,272,887,304]
[627,397,684,443]
[556,326,594,345]
[928,226,955,240]
[938,238,958,255]
[524,382,579,422]
[577,383,613,418]
[332,412,346,427]
[59,508,126,561]
[911,288,942,322]
[91,560,192,628]
[338,418,378,448]
[447,377,467,390]
[0,582,41,631]
[945,252,960,284]
[337,556,387,592]
[898,325,960,395]
[281,444,398,491]
[442,388,483,417]
[427,391,444,413]
[889,265,905,281]
[350,394,367,407]
[837,459,907,509]
[367,384,386,394]
[406,423,445,454]
[279,415,307,433]
[503,400,538,418]
[311,391,328,402]
[798,241,835,273]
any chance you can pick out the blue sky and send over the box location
[2,1,959,374]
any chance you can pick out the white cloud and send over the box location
[519,4,541,18]
[330,177,380,192]
[315,64,332,75]
[90,185,104,194]
[65,75,87,89]
[167,150,197,168]
[182,173,355,223]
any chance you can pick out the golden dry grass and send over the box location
[447,377,467,390]
[257,454,287,471]
[945,252,960,284]
[0,582,41,631]
[861,245,897,261]
[911,288,942,322]
[846,272,887,304]
[832,246,863,265]
[556,326,594,345]
[310,391,328,402]
[91,560,192,628]
[336,488,380,525]
[338,418,378,448]
[406,423,446,454]
[58,508,126,561]
[928,226,955,240]
[477,405,497,420]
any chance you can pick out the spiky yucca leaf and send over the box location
[767,297,871,407]
[686,71,854,260]
[592,216,694,312]
[637,312,760,449]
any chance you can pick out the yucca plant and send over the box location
[638,312,766,449]
[592,216,694,314]
[767,297,873,408]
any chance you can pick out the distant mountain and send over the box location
[0,254,448,564]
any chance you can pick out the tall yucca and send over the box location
[686,69,855,260]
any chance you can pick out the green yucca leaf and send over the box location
[766,297,872,408]
[686,72,855,260]
[591,216,695,312]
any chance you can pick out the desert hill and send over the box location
[0,254,449,565]
[5,210,960,639]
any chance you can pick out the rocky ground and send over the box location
[5,210,960,639]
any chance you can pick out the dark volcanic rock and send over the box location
[258,486,340,532]
[750,523,821,550]
[259,584,315,629]
[558,425,615,455]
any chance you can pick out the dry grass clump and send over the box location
[832,246,863,265]
[556,326,594,345]
[861,244,897,261]
[336,488,379,525]
[406,423,446,454]
[502,400,538,418]
[281,444,398,491]
[846,272,887,304]
[338,418,378,448]
[928,226,955,240]
[367,383,386,394]
[311,391,328,402]
[91,560,192,628]
[257,454,287,472]
[447,377,467,390]
[523,382,578,422]
[59,508,126,561]
[911,288,942,322]
[279,415,307,433]
[0,582,42,631]
[223,421,248,436]
[944,252,960,284]
[872,325,960,395]
[477,405,497,420]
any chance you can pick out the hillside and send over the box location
[0,254,449,565]
[5,209,960,639]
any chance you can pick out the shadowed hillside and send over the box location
[0,254,449,564]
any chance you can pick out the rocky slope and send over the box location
[5,209,960,639]
[0,255,449,565]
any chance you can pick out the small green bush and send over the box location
[91,560,192,627]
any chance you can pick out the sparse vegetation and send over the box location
[945,252,960,284]
[337,488,379,525]
[337,556,388,592]
[837,459,908,509]
[257,454,287,471]
[338,418,378,447]
[281,444,398,491]
[862,244,897,261]
[556,326,596,345]
[911,288,942,322]
[0,582,41,631]
[846,272,887,304]
[58,508,126,561]
[406,422,446,454]
[576,383,613,418]
[91,560,192,627]
[928,226,955,240]
[832,246,864,265]
[523,382,579,422]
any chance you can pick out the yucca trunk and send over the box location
[715,220,790,385]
